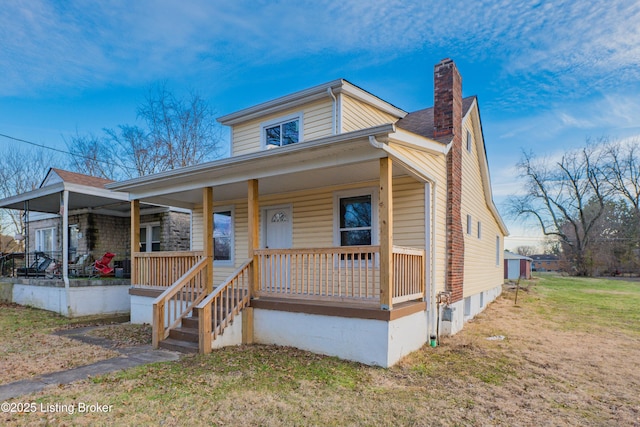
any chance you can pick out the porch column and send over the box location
[130,200,140,285]
[247,179,259,299]
[203,187,214,293]
[379,157,394,310]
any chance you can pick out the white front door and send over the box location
[264,206,292,292]
[265,206,292,249]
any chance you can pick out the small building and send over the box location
[504,251,532,280]
[531,254,561,272]
[0,168,190,317]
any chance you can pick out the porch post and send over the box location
[247,179,259,299]
[379,157,394,310]
[203,187,214,293]
[130,200,140,285]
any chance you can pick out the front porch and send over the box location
[113,135,441,365]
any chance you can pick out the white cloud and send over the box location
[1,0,639,106]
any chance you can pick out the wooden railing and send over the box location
[152,257,208,348]
[392,246,425,303]
[133,251,203,288]
[195,259,252,353]
[256,246,380,302]
[255,246,425,305]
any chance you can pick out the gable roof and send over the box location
[217,79,407,126]
[41,168,114,189]
[396,96,476,142]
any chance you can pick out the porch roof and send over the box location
[107,124,443,208]
[0,180,158,216]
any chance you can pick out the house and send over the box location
[0,168,190,317]
[504,251,532,280]
[531,254,561,272]
[108,58,508,367]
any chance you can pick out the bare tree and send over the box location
[509,146,610,276]
[603,138,640,210]
[516,245,536,257]
[0,147,52,236]
[66,85,222,179]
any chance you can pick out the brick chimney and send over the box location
[434,58,465,303]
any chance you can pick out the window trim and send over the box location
[35,226,57,255]
[213,206,235,266]
[466,130,472,152]
[260,112,304,149]
[333,187,379,248]
[466,214,472,235]
[477,221,482,239]
[140,222,161,252]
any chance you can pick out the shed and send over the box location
[504,251,532,280]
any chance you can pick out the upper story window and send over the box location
[466,130,472,152]
[261,113,303,149]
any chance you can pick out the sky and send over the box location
[1,0,640,251]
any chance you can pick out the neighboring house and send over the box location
[531,254,561,272]
[109,58,509,367]
[0,168,190,317]
[504,251,532,280]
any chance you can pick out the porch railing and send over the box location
[133,251,203,288]
[195,259,252,353]
[152,257,208,348]
[392,246,425,303]
[255,246,425,304]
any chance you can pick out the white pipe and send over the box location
[327,87,337,135]
[369,134,440,339]
[61,190,70,314]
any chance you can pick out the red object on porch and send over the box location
[93,252,116,276]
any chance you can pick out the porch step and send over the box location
[158,337,199,354]
[168,326,199,343]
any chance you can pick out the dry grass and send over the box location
[2,275,640,426]
[0,303,119,384]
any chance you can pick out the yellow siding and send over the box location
[460,112,504,297]
[191,205,203,251]
[386,144,448,294]
[341,95,398,132]
[191,177,431,286]
[231,99,334,156]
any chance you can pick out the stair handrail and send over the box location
[152,257,209,348]
[195,258,252,354]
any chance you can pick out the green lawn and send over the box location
[532,273,640,335]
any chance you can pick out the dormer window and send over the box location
[261,113,303,149]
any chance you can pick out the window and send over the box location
[35,227,56,255]
[340,195,372,246]
[334,189,378,259]
[480,292,485,308]
[214,208,234,264]
[466,130,472,152]
[477,221,482,239]
[466,214,472,235]
[496,235,501,265]
[261,113,302,149]
[140,224,161,252]
[464,297,471,316]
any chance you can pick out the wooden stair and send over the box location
[158,301,233,354]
